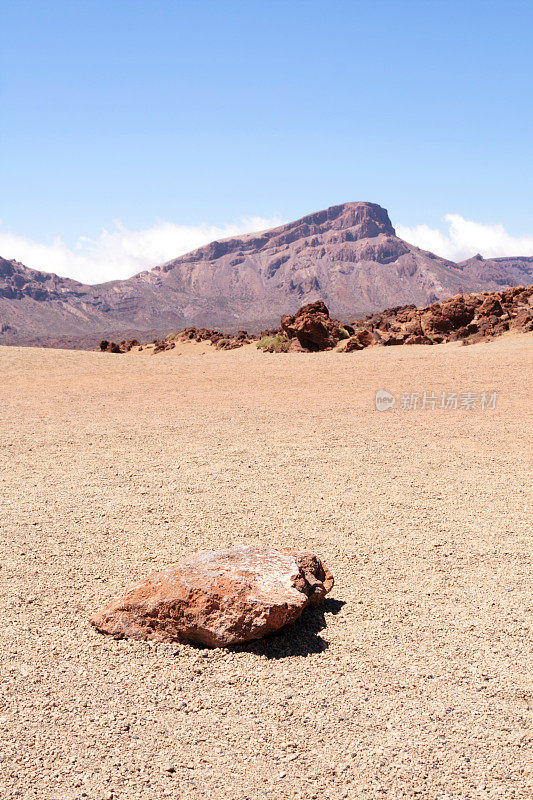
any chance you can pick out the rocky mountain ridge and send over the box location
[1,202,532,346]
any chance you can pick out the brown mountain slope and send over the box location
[1,202,532,346]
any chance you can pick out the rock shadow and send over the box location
[235,597,346,659]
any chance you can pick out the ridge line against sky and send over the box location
[1,212,533,285]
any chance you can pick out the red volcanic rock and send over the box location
[176,326,224,343]
[420,298,474,335]
[99,339,139,353]
[170,326,251,348]
[133,326,255,353]
[510,306,533,330]
[404,334,432,345]
[281,301,343,351]
[91,546,334,648]
[215,338,243,350]
[153,339,175,353]
[100,286,532,358]
[478,295,504,317]
[380,332,406,346]
[288,338,307,352]
[344,329,374,351]
[352,286,532,348]
[273,286,531,356]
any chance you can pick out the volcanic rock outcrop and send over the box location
[99,339,139,353]
[90,546,334,648]
[357,284,533,347]
[1,203,532,346]
[344,328,374,351]
[98,327,257,354]
[281,301,351,351]
[174,326,254,350]
[265,286,532,352]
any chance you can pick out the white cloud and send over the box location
[0,216,283,285]
[397,214,533,262]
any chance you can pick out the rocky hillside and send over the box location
[1,202,532,346]
[100,286,532,356]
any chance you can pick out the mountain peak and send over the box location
[156,201,396,270]
[297,201,395,236]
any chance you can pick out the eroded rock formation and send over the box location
[91,545,334,648]
[281,301,351,351]
[270,286,532,352]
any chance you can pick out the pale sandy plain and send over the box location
[1,335,531,800]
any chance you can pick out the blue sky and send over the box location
[2,0,532,283]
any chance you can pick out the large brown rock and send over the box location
[420,297,475,335]
[510,306,533,331]
[90,546,334,648]
[281,301,343,351]
[344,329,374,351]
[478,295,503,317]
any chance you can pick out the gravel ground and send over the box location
[0,335,531,800]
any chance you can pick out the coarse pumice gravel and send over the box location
[0,335,531,800]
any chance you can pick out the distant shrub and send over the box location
[256,334,290,353]
[336,327,350,340]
